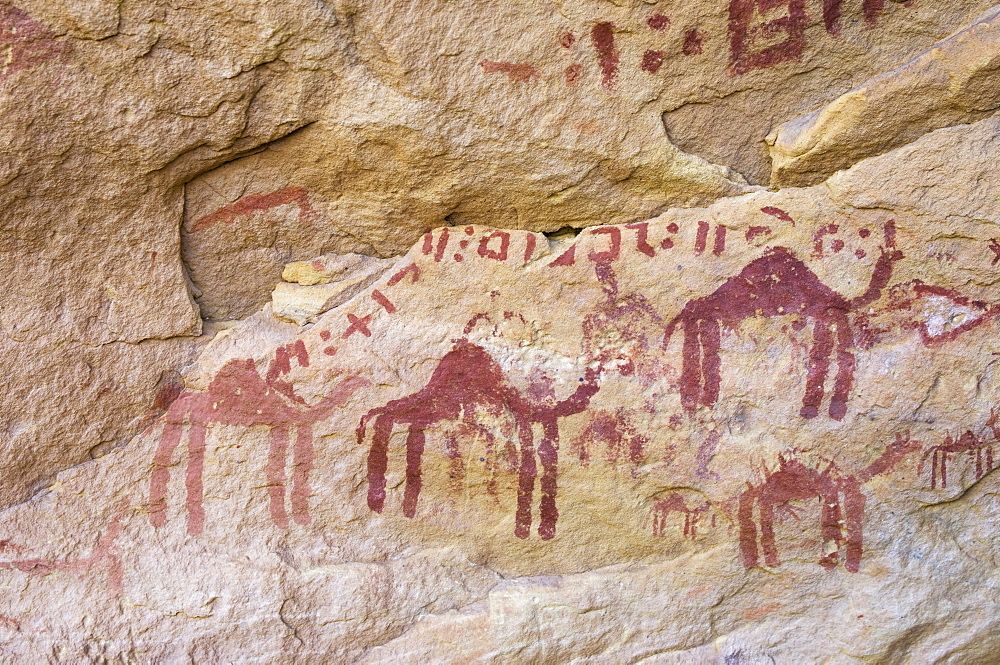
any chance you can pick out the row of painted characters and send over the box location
[419,211,885,267]
[187,185,1000,270]
[478,0,898,87]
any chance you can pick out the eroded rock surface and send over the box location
[769,4,1000,186]
[1,115,998,662]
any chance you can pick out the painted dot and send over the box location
[641,50,665,73]
[454,253,464,262]
[323,347,337,356]
[855,249,867,259]
[559,31,575,48]
[682,29,704,55]
[661,238,674,249]
[859,228,871,238]
[564,63,582,85]
[647,13,670,30]
[831,239,845,252]
[320,330,331,341]
[465,226,475,235]
[460,239,469,249]
[667,223,679,233]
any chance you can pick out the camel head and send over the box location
[853,280,997,349]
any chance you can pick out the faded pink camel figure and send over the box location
[149,341,365,535]
[359,314,601,540]
[738,432,919,572]
[665,222,902,420]
[647,493,715,539]
[919,411,998,489]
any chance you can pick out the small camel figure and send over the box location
[149,341,364,535]
[647,493,714,539]
[359,336,600,540]
[920,423,995,490]
[665,225,901,420]
[738,432,919,572]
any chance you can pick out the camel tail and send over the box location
[662,312,683,350]
[356,410,376,446]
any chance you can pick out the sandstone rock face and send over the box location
[3,114,999,661]
[6,0,1000,661]
[181,0,997,320]
[0,0,346,507]
[769,5,1000,186]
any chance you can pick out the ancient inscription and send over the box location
[479,1,905,90]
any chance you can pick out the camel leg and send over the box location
[401,427,426,518]
[482,428,500,499]
[266,426,290,529]
[679,316,702,413]
[699,318,722,408]
[737,491,759,569]
[291,424,314,526]
[149,421,184,528]
[366,414,393,513]
[537,420,560,540]
[759,500,779,568]
[829,316,855,420]
[841,479,865,573]
[930,450,939,490]
[801,319,833,419]
[514,418,537,539]
[185,424,207,536]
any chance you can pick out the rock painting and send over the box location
[665,224,901,420]
[189,186,320,233]
[478,0,906,90]
[0,4,68,83]
[360,322,601,540]
[738,433,918,572]
[144,210,998,577]
[148,342,366,534]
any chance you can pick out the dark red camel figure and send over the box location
[149,341,365,535]
[738,432,919,572]
[359,333,600,540]
[664,224,902,420]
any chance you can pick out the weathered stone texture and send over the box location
[1,113,999,661]
[4,0,1000,662]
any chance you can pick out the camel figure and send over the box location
[919,416,996,489]
[359,337,600,540]
[149,342,364,535]
[665,227,901,420]
[738,432,919,572]
[647,493,714,539]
